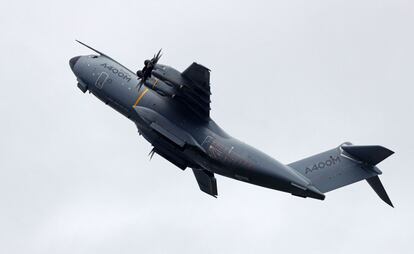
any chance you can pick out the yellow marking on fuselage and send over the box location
[152,79,159,89]
[133,88,149,107]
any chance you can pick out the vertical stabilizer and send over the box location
[288,143,395,207]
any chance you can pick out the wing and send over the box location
[151,62,211,121]
[179,62,211,121]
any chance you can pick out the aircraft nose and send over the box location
[69,56,81,71]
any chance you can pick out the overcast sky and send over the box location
[0,0,413,253]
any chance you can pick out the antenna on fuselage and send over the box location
[75,40,109,57]
[74,40,135,75]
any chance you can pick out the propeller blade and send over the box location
[148,148,156,160]
[154,49,162,63]
[136,49,163,90]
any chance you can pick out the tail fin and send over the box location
[288,143,394,207]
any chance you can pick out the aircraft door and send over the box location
[95,72,109,89]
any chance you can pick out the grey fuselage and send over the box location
[69,54,324,200]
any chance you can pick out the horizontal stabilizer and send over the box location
[341,145,394,166]
[366,176,394,207]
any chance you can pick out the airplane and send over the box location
[69,41,394,207]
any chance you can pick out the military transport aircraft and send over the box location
[69,41,394,207]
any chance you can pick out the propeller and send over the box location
[136,49,162,90]
[148,148,156,160]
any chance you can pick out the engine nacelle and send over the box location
[145,78,176,97]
